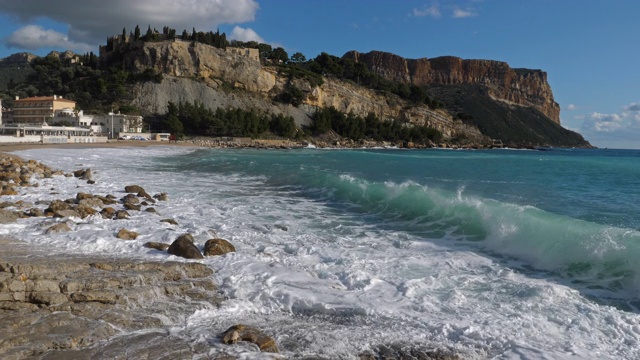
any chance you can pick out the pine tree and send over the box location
[134,25,141,40]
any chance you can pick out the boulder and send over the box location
[122,194,140,205]
[138,190,153,200]
[116,228,139,240]
[73,169,85,178]
[154,192,168,201]
[143,242,170,251]
[114,210,130,220]
[25,208,44,217]
[144,207,157,214]
[167,235,203,259]
[124,203,141,211]
[76,192,94,201]
[221,324,278,353]
[125,185,145,194]
[160,218,179,226]
[46,222,72,234]
[203,238,236,256]
[100,207,116,219]
[45,199,73,214]
[175,233,195,243]
[95,195,117,205]
[1,186,18,196]
[78,197,105,209]
[82,168,93,181]
[76,205,98,218]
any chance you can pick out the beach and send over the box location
[0,142,227,359]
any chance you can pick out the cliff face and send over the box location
[344,50,561,124]
[117,41,588,147]
[123,42,483,141]
[120,41,277,93]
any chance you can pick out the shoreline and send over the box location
[0,150,463,359]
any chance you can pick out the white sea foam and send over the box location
[7,146,640,359]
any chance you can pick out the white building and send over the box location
[77,111,143,138]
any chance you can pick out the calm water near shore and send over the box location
[6,146,640,359]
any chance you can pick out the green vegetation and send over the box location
[0,53,162,113]
[310,107,442,144]
[165,101,297,138]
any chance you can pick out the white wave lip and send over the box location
[5,146,640,359]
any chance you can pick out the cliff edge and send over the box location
[344,50,560,124]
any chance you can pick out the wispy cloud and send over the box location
[566,104,577,111]
[412,5,441,18]
[452,8,477,18]
[623,102,640,112]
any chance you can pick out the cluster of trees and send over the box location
[115,26,229,49]
[164,101,297,138]
[310,107,442,144]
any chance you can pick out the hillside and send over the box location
[0,37,591,148]
[0,53,36,91]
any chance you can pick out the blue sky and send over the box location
[0,0,638,148]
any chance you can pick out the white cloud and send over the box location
[5,25,93,52]
[453,8,477,18]
[579,108,640,148]
[623,102,640,112]
[412,5,441,18]
[0,0,259,49]
[229,26,265,43]
[566,104,577,111]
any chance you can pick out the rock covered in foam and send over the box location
[221,324,279,353]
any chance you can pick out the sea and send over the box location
[4,146,640,359]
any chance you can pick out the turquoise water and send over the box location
[164,148,640,302]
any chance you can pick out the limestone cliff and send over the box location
[343,50,561,124]
[121,41,483,142]
[115,41,588,147]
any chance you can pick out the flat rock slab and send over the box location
[0,238,220,359]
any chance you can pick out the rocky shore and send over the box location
[0,150,463,359]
